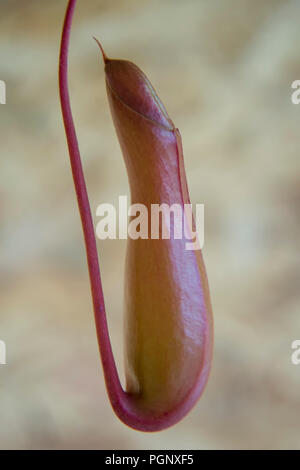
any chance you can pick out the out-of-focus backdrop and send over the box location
[0,0,299,450]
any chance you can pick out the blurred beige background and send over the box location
[0,0,299,450]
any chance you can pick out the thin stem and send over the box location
[58,0,124,407]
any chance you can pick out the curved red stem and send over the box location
[59,0,126,413]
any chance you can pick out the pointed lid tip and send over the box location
[93,37,109,64]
